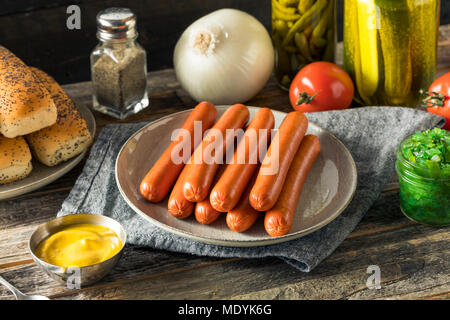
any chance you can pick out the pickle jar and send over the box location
[344,0,440,107]
[272,0,336,90]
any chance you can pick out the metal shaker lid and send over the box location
[96,7,138,40]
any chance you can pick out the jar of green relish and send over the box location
[396,128,450,226]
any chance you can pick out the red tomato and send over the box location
[424,72,450,130]
[289,61,354,112]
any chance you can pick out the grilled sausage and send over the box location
[195,165,227,224]
[226,169,261,232]
[168,165,195,219]
[183,104,249,202]
[195,200,222,225]
[140,101,217,202]
[264,135,320,237]
[249,111,308,211]
[210,108,274,212]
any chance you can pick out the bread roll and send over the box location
[0,46,57,138]
[26,68,93,166]
[0,135,32,184]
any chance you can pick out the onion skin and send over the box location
[173,9,274,105]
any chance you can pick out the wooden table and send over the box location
[1,26,450,301]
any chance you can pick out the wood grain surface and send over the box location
[1,0,448,84]
[0,27,449,300]
[0,0,271,84]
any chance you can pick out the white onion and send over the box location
[173,9,274,104]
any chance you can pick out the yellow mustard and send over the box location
[35,224,123,267]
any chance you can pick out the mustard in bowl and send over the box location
[29,214,126,286]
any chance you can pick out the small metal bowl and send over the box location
[29,214,127,286]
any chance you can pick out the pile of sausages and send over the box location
[140,102,320,237]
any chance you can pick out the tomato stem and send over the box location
[419,89,445,108]
[296,91,319,106]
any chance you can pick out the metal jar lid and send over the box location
[96,7,138,40]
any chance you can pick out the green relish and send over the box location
[401,128,450,177]
[396,128,450,226]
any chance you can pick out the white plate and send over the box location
[116,106,357,247]
[0,103,96,200]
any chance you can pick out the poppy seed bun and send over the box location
[0,135,32,184]
[0,46,57,138]
[26,68,93,166]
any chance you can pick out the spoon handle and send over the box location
[0,275,23,300]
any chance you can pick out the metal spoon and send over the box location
[0,275,50,300]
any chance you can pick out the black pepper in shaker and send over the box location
[90,7,149,119]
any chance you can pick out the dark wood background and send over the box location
[1,0,448,84]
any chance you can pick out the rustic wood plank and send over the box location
[1,192,448,300]
[231,256,449,300]
[438,24,450,66]
[0,188,406,267]
[0,248,232,300]
[0,0,77,15]
[1,1,449,84]
[0,0,272,84]
[24,224,450,300]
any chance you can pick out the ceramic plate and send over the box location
[116,106,357,247]
[0,102,96,200]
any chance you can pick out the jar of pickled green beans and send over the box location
[272,0,336,90]
[344,0,440,107]
[396,128,450,226]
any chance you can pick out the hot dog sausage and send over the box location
[210,108,274,212]
[264,135,320,237]
[249,111,308,211]
[195,200,221,225]
[140,101,217,202]
[195,165,227,225]
[226,169,261,232]
[168,165,195,219]
[183,104,249,202]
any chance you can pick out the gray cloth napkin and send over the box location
[57,107,444,272]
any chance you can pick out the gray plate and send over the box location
[116,106,357,247]
[0,103,96,201]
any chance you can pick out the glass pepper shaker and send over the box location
[90,7,149,119]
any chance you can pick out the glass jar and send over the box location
[272,0,336,90]
[344,0,440,107]
[395,131,450,226]
[91,8,149,119]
